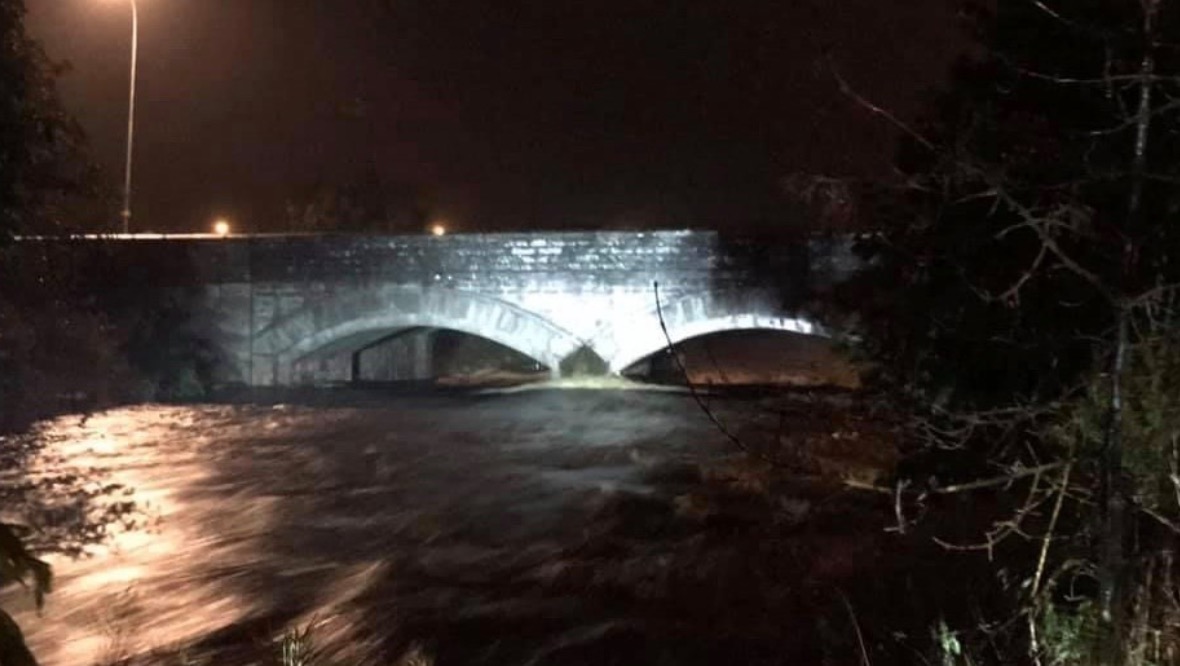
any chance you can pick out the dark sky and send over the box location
[26,0,967,233]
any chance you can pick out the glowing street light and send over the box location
[429,223,447,237]
[212,219,231,237]
[109,0,140,235]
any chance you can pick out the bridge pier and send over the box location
[556,345,610,378]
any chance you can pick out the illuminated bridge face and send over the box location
[48,231,855,386]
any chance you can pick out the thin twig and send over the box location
[839,589,873,666]
[1127,282,1180,309]
[933,462,1067,495]
[1027,0,1070,24]
[1032,462,1073,598]
[1171,433,1180,511]
[1024,0,1116,38]
[827,57,935,151]
[1007,63,1180,86]
[1139,505,1180,534]
[992,189,1117,302]
[892,479,911,534]
[1028,461,1072,666]
[845,463,1066,497]
[653,282,777,464]
[997,242,1049,306]
[932,473,1056,558]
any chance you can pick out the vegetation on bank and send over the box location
[0,0,112,659]
[0,0,214,432]
[0,0,154,433]
[786,0,1180,663]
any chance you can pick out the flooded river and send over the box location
[4,386,897,665]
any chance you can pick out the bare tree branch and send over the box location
[932,476,1058,559]
[997,242,1050,306]
[653,281,784,466]
[990,188,1117,301]
[1027,0,1072,26]
[827,58,936,151]
[1024,0,1122,40]
[1087,97,1180,136]
[1032,462,1074,597]
[1004,59,1180,86]
[846,462,1067,496]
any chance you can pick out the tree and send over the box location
[0,7,118,658]
[851,1,1180,407]
[1,0,122,428]
[833,1,1180,662]
[0,0,103,239]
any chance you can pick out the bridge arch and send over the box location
[252,286,584,385]
[593,292,829,374]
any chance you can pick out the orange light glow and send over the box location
[429,223,447,236]
[213,219,231,237]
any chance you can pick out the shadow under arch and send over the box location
[252,286,584,385]
[590,291,830,374]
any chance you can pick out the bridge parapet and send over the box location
[183,230,788,292]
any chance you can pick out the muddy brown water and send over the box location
[4,387,896,665]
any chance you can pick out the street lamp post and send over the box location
[119,0,139,235]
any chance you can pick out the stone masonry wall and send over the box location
[15,231,852,386]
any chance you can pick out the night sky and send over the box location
[26,0,966,234]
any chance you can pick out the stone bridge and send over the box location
[25,230,858,386]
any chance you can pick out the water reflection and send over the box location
[9,391,733,665]
[16,407,275,665]
[1,385,900,665]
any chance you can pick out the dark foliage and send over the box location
[0,0,214,433]
[849,0,1180,409]
[829,1,1180,663]
[0,0,108,239]
[0,0,122,433]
